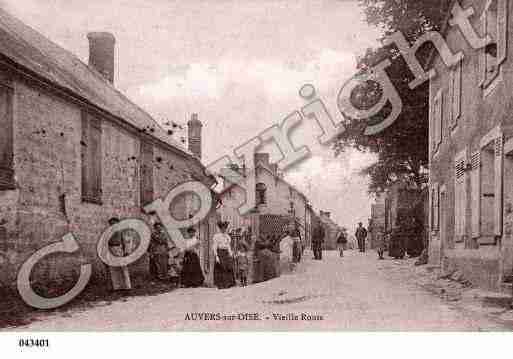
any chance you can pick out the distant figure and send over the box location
[336,230,347,258]
[312,224,325,260]
[291,227,302,263]
[180,228,205,288]
[106,217,132,291]
[355,222,368,253]
[213,221,236,289]
[149,222,171,281]
[235,243,249,287]
[375,228,385,260]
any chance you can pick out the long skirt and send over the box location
[150,252,169,280]
[292,240,301,263]
[108,245,131,290]
[181,251,205,287]
[214,248,235,289]
[257,249,278,282]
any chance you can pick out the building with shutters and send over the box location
[427,0,513,291]
[217,153,312,242]
[0,9,217,291]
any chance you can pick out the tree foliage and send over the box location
[334,0,451,194]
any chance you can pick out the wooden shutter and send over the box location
[140,141,154,206]
[454,153,467,240]
[437,91,443,148]
[0,84,14,190]
[81,111,90,199]
[479,12,487,87]
[81,112,102,203]
[471,151,481,238]
[494,135,504,235]
[451,60,462,129]
[497,0,509,65]
[432,183,439,231]
[89,118,102,199]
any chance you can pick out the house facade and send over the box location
[0,9,217,291]
[217,153,311,241]
[428,0,513,290]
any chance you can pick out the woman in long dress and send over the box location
[106,217,132,291]
[180,228,205,288]
[212,221,236,289]
[149,222,171,281]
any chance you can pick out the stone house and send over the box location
[428,0,513,290]
[217,153,311,241]
[0,9,217,291]
[216,152,313,282]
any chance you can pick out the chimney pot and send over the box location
[87,32,116,83]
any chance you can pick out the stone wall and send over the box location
[0,75,211,291]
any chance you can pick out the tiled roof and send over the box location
[0,8,191,155]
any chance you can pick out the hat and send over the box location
[217,220,229,229]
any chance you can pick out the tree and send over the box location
[334,0,451,194]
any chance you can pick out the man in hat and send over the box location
[312,224,325,260]
[355,222,368,253]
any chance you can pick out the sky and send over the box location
[1,0,381,229]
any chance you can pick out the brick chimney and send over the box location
[187,113,202,159]
[87,32,116,83]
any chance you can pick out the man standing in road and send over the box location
[312,224,325,260]
[355,222,368,253]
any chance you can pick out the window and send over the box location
[81,111,102,204]
[0,81,14,190]
[431,90,443,154]
[256,182,267,205]
[449,59,462,130]
[140,141,154,206]
[454,151,468,242]
[480,0,509,88]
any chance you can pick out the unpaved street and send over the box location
[15,250,513,331]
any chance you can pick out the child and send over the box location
[236,243,249,287]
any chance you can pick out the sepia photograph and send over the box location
[1,0,513,355]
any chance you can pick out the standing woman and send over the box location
[106,217,132,291]
[212,221,236,289]
[180,228,205,288]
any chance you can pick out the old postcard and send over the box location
[1,0,513,347]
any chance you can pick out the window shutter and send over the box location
[497,0,509,65]
[494,135,504,235]
[81,112,90,199]
[479,13,487,87]
[451,60,462,128]
[432,183,440,231]
[454,153,467,239]
[0,84,14,190]
[81,112,102,203]
[437,91,443,148]
[471,151,481,238]
[140,141,154,206]
[89,118,102,199]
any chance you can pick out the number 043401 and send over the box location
[18,338,49,348]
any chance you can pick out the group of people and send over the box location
[148,222,205,288]
[103,217,206,292]
[103,217,310,292]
